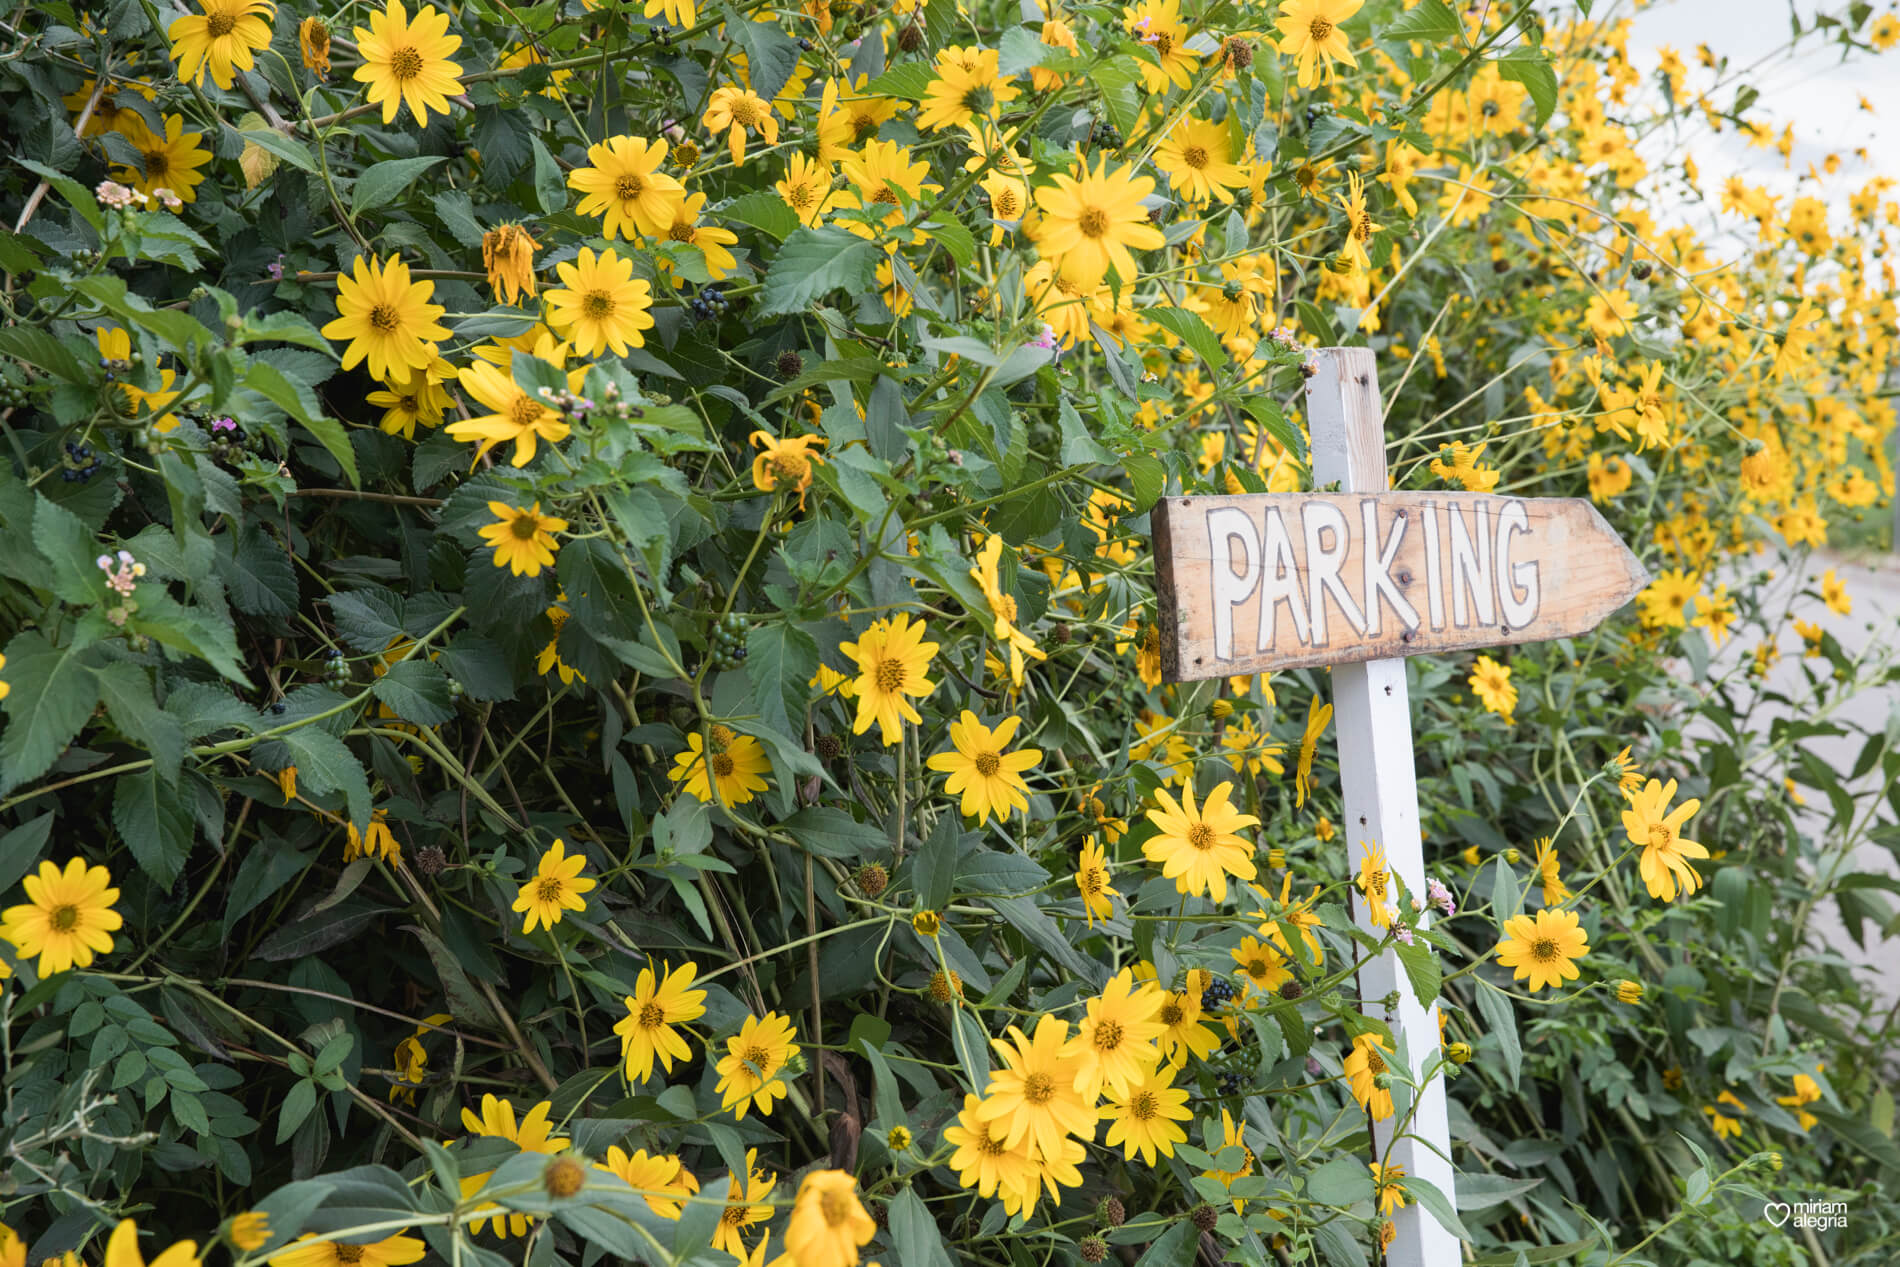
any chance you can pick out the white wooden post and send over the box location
[1304,347,1460,1265]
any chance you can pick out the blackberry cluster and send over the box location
[207,422,247,463]
[322,648,350,683]
[60,440,103,483]
[709,610,748,669]
[688,283,731,322]
[0,380,29,408]
[1200,977,1237,1013]
[1215,1070,1246,1097]
[1089,118,1123,150]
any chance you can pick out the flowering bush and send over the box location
[0,0,1897,1263]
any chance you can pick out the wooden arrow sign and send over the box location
[1152,490,1648,682]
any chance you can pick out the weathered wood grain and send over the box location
[1153,490,1648,682]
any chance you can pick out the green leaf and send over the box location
[1454,1173,1544,1211]
[1089,58,1142,135]
[1394,939,1442,1007]
[1495,48,1558,129]
[758,227,883,315]
[32,493,102,605]
[15,158,104,231]
[276,1078,317,1143]
[782,806,885,858]
[914,813,961,910]
[989,894,1103,985]
[1384,0,1461,42]
[0,631,100,793]
[531,138,565,214]
[0,325,89,383]
[404,923,501,1027]
[745,621,817,736]
[254,897,390,961]
[112,767,195,888]
[1131,1222,1198,1267]
[371,660,456,726]
[719,189,801,241]
[94,661,185,783]
[351,156,449,217]
[0,814,56,896]
[238,127,317,174]
[1305,1156,1374,1206]
[887,1188,954,1267]
[1404,1175,1472,1240]
[725,12,801,101]
[1143,306,1227,372]
[328,587,406,650]
[1474,979,1521,1090]
[280,727,372,831]
[1124,454,1166,513]
[864,62,935,100]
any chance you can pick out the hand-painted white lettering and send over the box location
[1421,502,1446,631]
[1258,506,1310,650]
[1206,506,1262,661]
[1360,499,1419,636]
[1302,500,1365,642]
[1447,502,1496,628]
[1495,500,1539,628]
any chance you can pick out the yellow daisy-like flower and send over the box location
[1468,654,1516,722]
[975,1015,1095,1159]
[570,136,687,239]
[970,534,1046,685]
[1101,1062,1191,1165]
[840,613,939,745]
[2,857,123,976]
[1154,115,1245,205]
[750,431,828,508]
[266,1236,423,1267]
[1031,155,1165,288]
[478,500,566,577]
[776,152,840,227]
[1337,170,1380,273]
[1201,1107,1254,1211]
[342,808,400,864]
[1494,907,1589,992]
[366,370,450,440]
[1074,837,1119,926]
[1122,0,1199,92]
[1356,838,1395,929]
[713,1011,800,1120]
[1343,1032,1394,1121]
[917,45,1019,132]
[511,837,596,934]
[1231,934,1291,997]
[545,247,654,358]
[227,1213,269,1253]
[1703,1090,1746,1139]
[659,191,739,280]
[445,351,580,468]
[103,1221,200,1267]
[835,139,937,239]
[352,0,464,127]
[925,710,1042,825]
[1274,0,1362,88]
[669,726,772,806]
[1153,984,1221,1067]
[1371,1162,1408,1215]
[112,114,213,204]
[319,254,451,382]
[943,1093,1040,1212]
[595,1147,699,1217]
[778,1171,876,1267]
[167,0,275,89]
[1141,779,1260,902]
[1294,693,1332,806]
[702,84,779,167]
[711,1150,776,1258]
[1622,777,1708,901]
[481,223,538,306]
[1534,837,1568,906]
[1066,968,1165,1099]
[615,959,706,1083]
[298,17,331,73]
[459,1096,568,1238]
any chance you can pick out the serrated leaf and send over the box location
[328,588,406,650]
[237,127,317,174]
[745,621,817,736]
[371,659,456,725]
[94,661,185,783]
[248,361,359,486]
[1385,0,1461,42]
[350,156,448,217]
[1394,939,1442,1007]
[718,188,801,240]
[32,494,101,605]
[863,62,934,100]
[759,227,882,315]
[1144,306,1227,372]
[280,727,372,831]
[0,631,99,793]
[1495,48,1558,129]
[112,766,195,887]
[782,806,885,858]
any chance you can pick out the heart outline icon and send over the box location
[1763,1202,1793,1227]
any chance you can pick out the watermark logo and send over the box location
[1762,1199,1847,1231]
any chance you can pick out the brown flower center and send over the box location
[1159,1001,1182,1026]
[730,98,765,127]
[1129,1090,1158,1120]
[1077,207,1110,238]
[582,290,616,320]
[742,1043,772,1070]
[639,1001,665,1027]
[536,877,565,902]
[974,750,1001,777]
[205,11,237,38]
[1308,17,1333,42]
[1530,938,1560,963]
[1093,1020,1124,1051]
[1186,823,1215,851]
[334,1247,365,1265]
[1182,145,1208,170]
[976,1125,1007,1156]
[769,453,808,482]
[615,173,646,202]
[1153,31,1174,55]
[510,513,541,540]
[50,905,79,932]
[1648,823,1674,850]
[993,188,1020,217]
[1023,1072,1056,1105]
[388,45,425,81]
[1079,869,1103,895]
[144,149,171,178]
[509,395,543,428]
[788,183,815,208]
[871,187,901,206]
[1245,958,1267,977]
[368,303,401,332]
[668,222,695,242]
[1366,1049,1387,1075]
[711,752,736,777]
[875,658,906,694]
